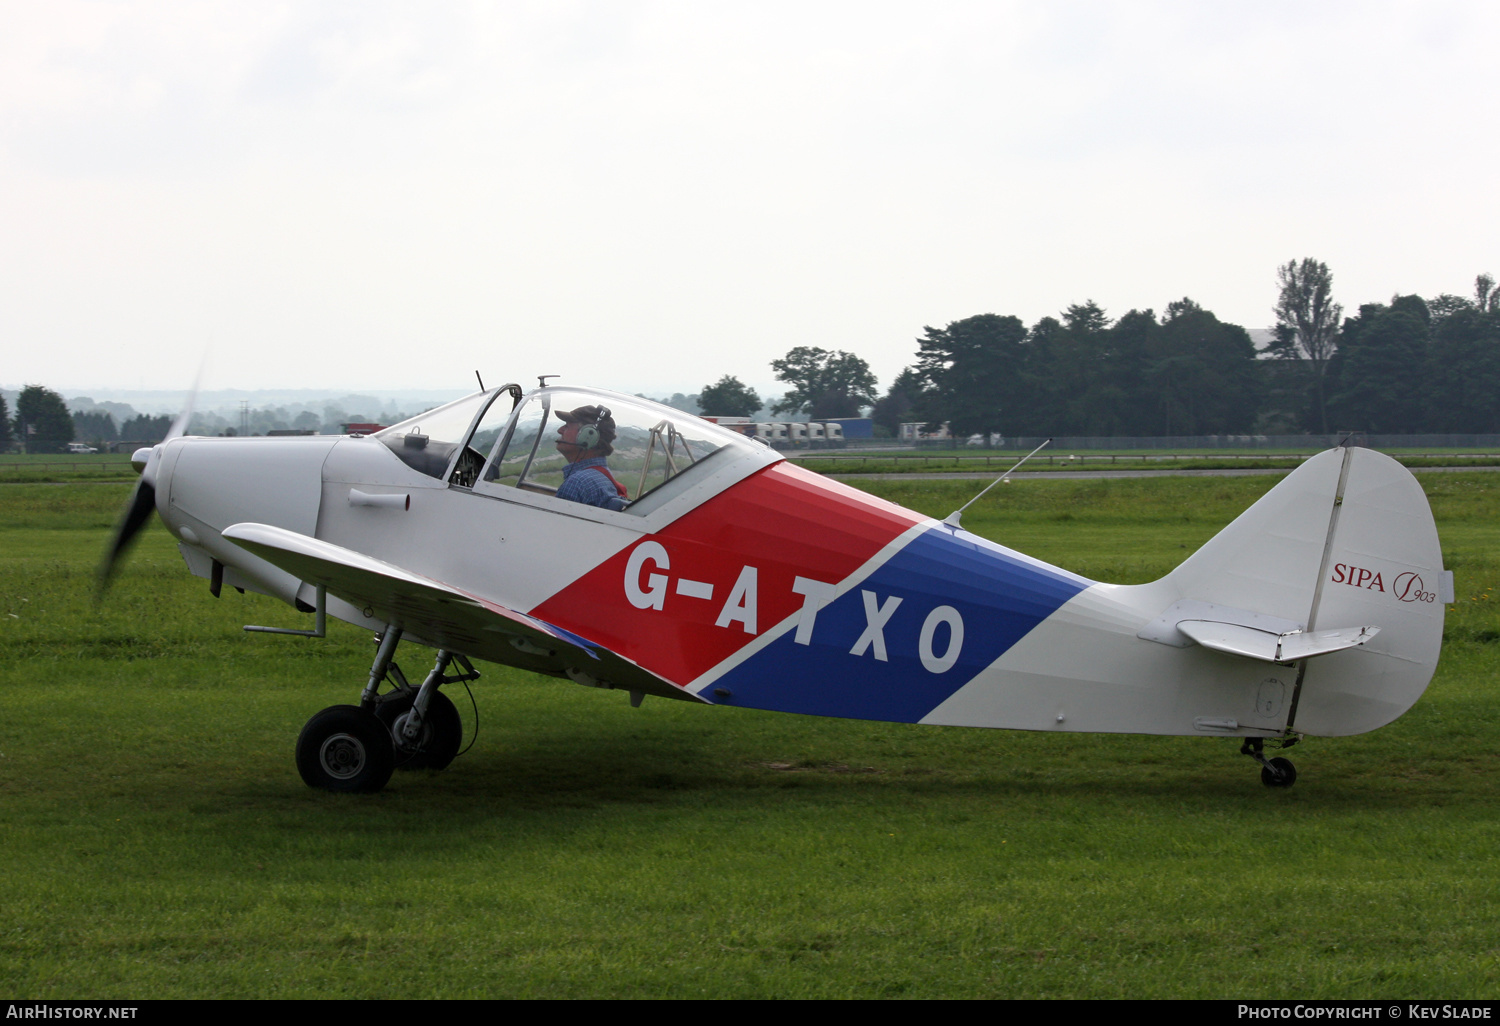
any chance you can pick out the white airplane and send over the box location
[102,382,1451,793]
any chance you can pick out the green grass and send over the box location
[0,454,138,483]
[0,477,1497,998]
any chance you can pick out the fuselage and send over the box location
[142,386,1444,741]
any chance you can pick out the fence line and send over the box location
[916,433,1500,451]
[789,452,1500,467]
[0,460,135,473]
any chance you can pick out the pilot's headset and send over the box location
[574,406,611,449]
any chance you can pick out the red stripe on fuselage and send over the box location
[528,462,925,687]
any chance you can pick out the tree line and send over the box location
[0,385,180,453]
[0,387,432,453]
[8,261,1496,451]
[1,386,82,454]
[699,262,1500,439]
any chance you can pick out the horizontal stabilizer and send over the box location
[1176,619,1380,664]
[1137,598,1303,647]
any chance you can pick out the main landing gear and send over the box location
[1241,736,1298,789]
[296,628,480,793]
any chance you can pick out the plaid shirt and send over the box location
[556,457,627,511]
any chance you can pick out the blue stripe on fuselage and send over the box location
[708,525,1092,722]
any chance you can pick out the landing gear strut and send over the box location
[295,629,480,792]
[1242,736,1298,788]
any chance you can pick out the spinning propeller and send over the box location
[97,383,199,595]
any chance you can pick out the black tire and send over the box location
[1260,756,1297,789]
[296,705,395,793]
[375,690,462,771]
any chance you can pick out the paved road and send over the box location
[830,465,1500,482]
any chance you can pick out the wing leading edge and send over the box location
[221,522,697,701]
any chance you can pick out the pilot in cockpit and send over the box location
[553,405,629,511]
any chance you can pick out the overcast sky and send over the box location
[2,0,1495,400]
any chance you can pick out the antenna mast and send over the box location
[943,438,1052,529]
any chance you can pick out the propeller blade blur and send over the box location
[165,366,203,441]
[97,371,199,597]
[98,479,157,596]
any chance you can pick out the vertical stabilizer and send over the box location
[1166,448,1445,736]
[1167,449,1345,623]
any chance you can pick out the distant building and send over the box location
[1248,328,1277,357]
[899,422,951,442]
[698,416,756,437]
[825,417,873,439]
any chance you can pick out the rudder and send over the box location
[1293,448,1447,735]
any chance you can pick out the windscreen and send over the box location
[373,392,490,479]
[478,389,758,508]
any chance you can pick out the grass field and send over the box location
[0,474,1496,998]
[0,454,137,483]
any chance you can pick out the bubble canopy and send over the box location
[374,386,765,512]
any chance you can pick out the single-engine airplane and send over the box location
[101,382,1451,793]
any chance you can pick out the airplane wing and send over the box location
[221,522,696,701]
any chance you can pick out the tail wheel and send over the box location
[1260,756,1297,789]
[375,690,463,771]
[296,705,395,793]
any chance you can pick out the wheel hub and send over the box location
[319,732,367,779]
[390,711,430,753]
